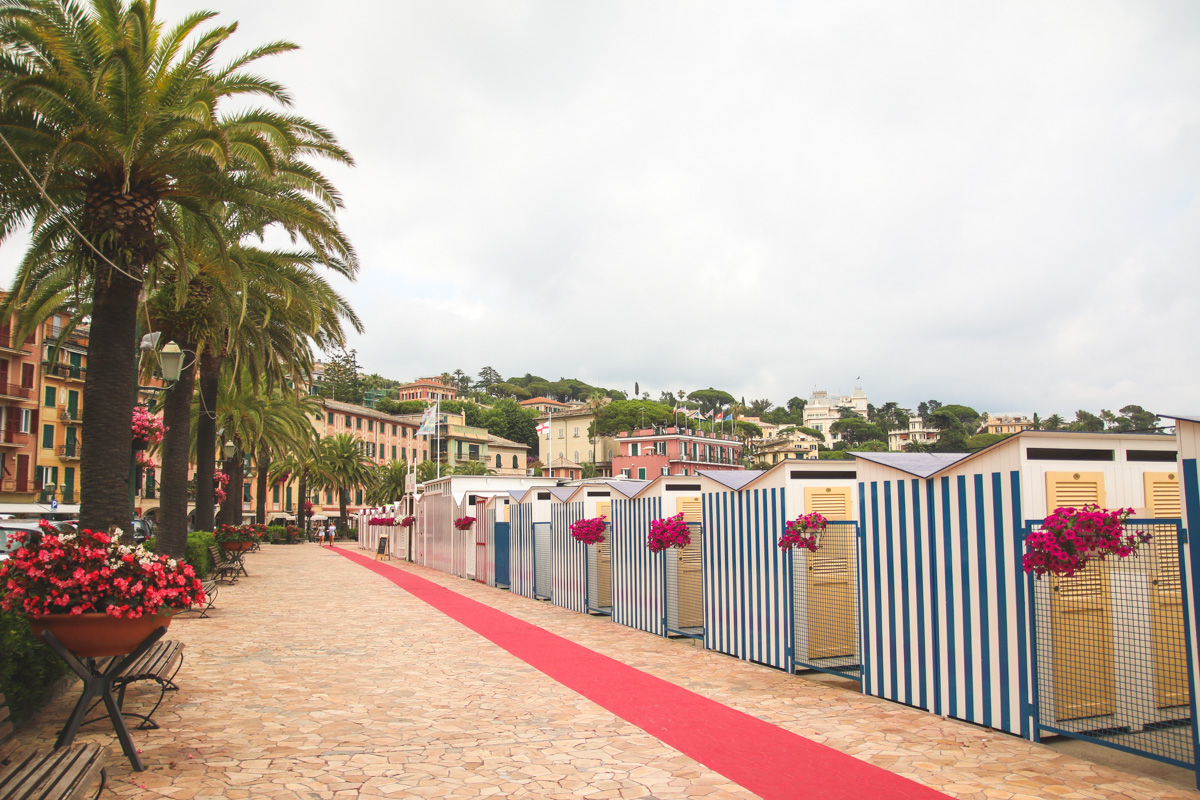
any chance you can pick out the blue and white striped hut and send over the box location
[610,476,703,638]
[548,482,624,615]
[477,494,513,589]
[698,460,860,675]
[509,485,562,601]
[855,430,1188,768]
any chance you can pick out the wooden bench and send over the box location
[0,692,106,800]
[207,545,240,583]
[88,640,184,731]
[177,579,218,618]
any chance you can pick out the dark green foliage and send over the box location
[186,531,217,578]
[477,399,538,449]
[828,418,886,445]
[967,433,1008,452]
[0,611,70,725]
[266,525,286,543]
[319,350,366,404]
[592,400,677,437]
[687,388,735,413]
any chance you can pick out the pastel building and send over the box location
[520,397,571,414]
[887,417,942,452]
[754,427,821,463]
[538,408,619,477]
[611,425,743,480]
[397,376,456,403]
[0,305,41,509]
[802,388,869,444]
[982,414,1035,436]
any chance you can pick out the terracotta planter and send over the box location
[220,540,254,552]
[27,611,174,658]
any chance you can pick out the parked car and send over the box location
[0,520,74,561]
[130,517,155,544]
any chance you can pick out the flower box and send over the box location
[778,512,828,552]
[648,513,691,552]
[569,516,607,545]
[453,516,476,531]
[1023,504,1147,579]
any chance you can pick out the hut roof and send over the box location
[852,452,968,478]
[698,469,764,490]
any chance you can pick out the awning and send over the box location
[0,503,80,516]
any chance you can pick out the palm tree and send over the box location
[269,438,326,536]
[454,460,494,476]
[1043,414,1065,431]
[415,459,443,484]
[366,460,409,506]
[316,434,374,530]
[0,0,353,533]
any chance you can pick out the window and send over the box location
[20,363,32,388]
[392,446,397,459]
[574,451,579,462]
[513,455,519,469]
[43,387,55,407]
[496,454,502,468]
[272,485,280,505]
[558,429,564,438]
[326,489,333,504]
[367,420,373,432]
[629,443,639,456]
[328,412,334,424]
[637,468,646,480]
[355,488,364,505]
[392,425,398,435]
[661,467,670,476]
[41,424,53,449]
[356,417,362,430]
[620,469,630,478]
[573,427,579,437]
[285,486,293,512]
[19,409,32,433]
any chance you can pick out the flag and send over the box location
[706,409,714,419]
[416,406,436,436]
[536,420,550,435]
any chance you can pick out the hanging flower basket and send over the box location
[1023,504,1146,579]
[368,516,397,526]
[570,516,607,545]
[453,516,476,531]
[778,512,828,552]
[648,513,690,552]
[131,406,166,450]
[399,516,415,529]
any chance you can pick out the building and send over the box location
[37,314,87,507]
[982,414,1035,436]
[739,416,781,442]
[802,388,868,444]
[537,407,618,477]
[611,424,744,480]
[544,454,583,480]
[519,397,571,414]
[486,434,530,476]
[886,417,942,452]
[0,305,41,510]
[396,376,456,403]
[753,427,821,463]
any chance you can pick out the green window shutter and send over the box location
[286,486,293,511]
[355,489,363,505]
[41,424,54,449]
[43,386,55,407]
[272,485,280,504]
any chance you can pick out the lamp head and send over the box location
[159,341,184,383]
[223,441,237,459]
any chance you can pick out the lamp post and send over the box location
[128,339,185,529]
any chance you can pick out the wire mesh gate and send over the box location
[664,523,703,638]
[1029,518,1197,776]
[586,525,613,615]
[533,522,552,600]
[791,520,861,678]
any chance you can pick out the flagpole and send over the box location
[436,398,441,480]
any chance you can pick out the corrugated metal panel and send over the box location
[859,469,1027,737]
[551,501,588,613]
[481,504,496,586]
[611,495,665,636]
[534,522,553,599]
[702,488,790,670]
[509,501,536,599]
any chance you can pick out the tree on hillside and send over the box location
[967,433,1008,452]
[1113,405,1159,431]
[1070,410,1105,432]
[478,398,538,449]
[829,418,886,446]
[688,388,735,413]
[451,369,472,395]
[321,350,365,404]
[488,382,532,400]
[591,400,676,438]
[749,398,774,414]
[868,402,911,433]
[477,366,503,389]
[928,405,981,434]
[1043,414,1065,430]
[917,400,943,419]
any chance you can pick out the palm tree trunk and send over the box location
[194,349,220,532]
[217,451,243,526]
[155,340,197,559]
[79,264,142,533]
[298,470,308,534]
[339,488,348,534]
[255,444,269,524]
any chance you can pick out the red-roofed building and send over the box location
[397,376,456,403]
[520,397,571,414]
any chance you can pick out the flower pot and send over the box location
[27,611,174,658]
[220,540,254,552]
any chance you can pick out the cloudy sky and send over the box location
[6,0,1199,417]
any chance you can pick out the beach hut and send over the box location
[546,481,631,615]
[509,485,563,601]
[698,460,859,675]
[855,430,1189,771]
[610,476,701,638]
[476,494,514,588]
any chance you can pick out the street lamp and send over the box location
[158,342,184,384]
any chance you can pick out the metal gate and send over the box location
[587,525,613,615]
[1030,518,1196,776]
[533,522,552,600]
[791,520,861,679]
[665,523,703,638]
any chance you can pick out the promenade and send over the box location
[10,543,1198,799]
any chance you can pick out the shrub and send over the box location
[186,531,216,578]
[0,610,69,725]
[266,525,286,544]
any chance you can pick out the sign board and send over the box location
[375,535,390,560]
[50,498,58,510]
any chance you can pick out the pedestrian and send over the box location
[326,521,336,547]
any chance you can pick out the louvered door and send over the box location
[595,501,612,608]
[1144,472,1182,518]
[1046,471,1106,511]
[1050,565,1116,721]
[806,486,852,520]
[1145,473,1187,709]
[805,488,855,658]
[676,497,703,629]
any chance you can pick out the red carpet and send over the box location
[334,547,949,800]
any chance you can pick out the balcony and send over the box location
[0,383,33,401]
[0,430,30,447]
[0,325,34,355]
[42,323,88,349]
[58,443,81,460]
[1,477,41,494]
[59,408,82,422]
[42,362,85,382]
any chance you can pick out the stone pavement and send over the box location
[10,543,1200,799]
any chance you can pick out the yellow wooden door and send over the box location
[1145,472,1187,709]
[805,487,854,658]
[805,486,852,520]
[502,501,510,523]
[1046,471,1106,511]
[595,501,612,606]
[676,497,703,628]
[1144,472,1182,518]
[1050,565,1116,721]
